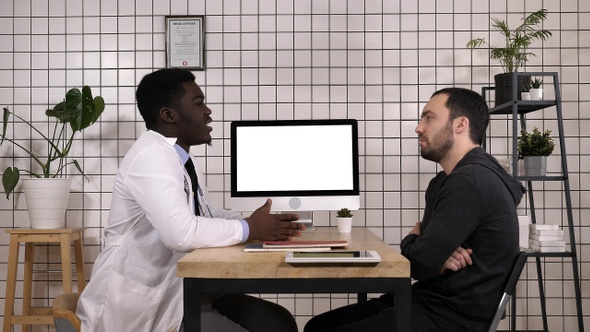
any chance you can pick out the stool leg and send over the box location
[74,237,86,292]
[23,242,35,332]
[3,235,20,332]
[60,234,73,293]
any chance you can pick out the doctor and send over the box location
[76,68,304,332]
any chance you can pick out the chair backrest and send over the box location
[53,292,81,332]
[487,252,528,332]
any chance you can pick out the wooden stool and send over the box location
[3,227,86,332]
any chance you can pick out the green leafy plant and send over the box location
[531,77,543,88]
[1,86,105,199]
[466,8,552,73]
[336,208,353,218]
[517,127,555,159]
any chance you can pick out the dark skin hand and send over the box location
[245,199,305,241]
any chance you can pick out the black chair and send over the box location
[487,252,528,332]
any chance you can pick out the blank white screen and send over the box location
[236,125,354,192]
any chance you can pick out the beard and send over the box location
[420,121,454,162]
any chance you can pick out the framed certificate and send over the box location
[165,15,205,70]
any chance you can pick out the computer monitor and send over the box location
[230,119,360,222]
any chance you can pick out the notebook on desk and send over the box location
[244,240,348,253]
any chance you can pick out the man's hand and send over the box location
[245,199,305,241]
[409,221,422,236]
[439,247,473,275]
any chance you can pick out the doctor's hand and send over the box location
[439,247,473,275]
[245,199,305,241]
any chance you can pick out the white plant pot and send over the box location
[524,156,547,177]
[337,217,353,233]
[530,88,543,100]
[22,177,72,229]
[521,92,531,100]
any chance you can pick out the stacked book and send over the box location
[529,224,566,252]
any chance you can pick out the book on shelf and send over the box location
[530,229,563,236]
[529,244,566,253]
[529,234,564,242]
[529,223,559,231]
[529,239,566,247]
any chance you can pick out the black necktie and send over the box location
[184,158,200,215]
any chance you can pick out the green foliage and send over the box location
[517,127,555,159]
[531,77,543,88]
[466,9,552,73]
[1,86,105,199]
[336,208,353,218]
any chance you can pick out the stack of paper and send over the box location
[529,224,566,252]
[244,240,349,252]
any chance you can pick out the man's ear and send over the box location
[454,116,469,134]
[160,107,176,124]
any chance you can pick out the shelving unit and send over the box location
[483,72,584,332]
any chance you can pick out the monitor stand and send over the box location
[281,211,316,231]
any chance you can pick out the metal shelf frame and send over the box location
[483,72,584,332]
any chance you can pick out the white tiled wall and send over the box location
[1,0,589,331]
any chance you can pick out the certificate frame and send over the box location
[165,15,205,70]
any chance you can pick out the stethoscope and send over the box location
[184,173,213,217]
[196,185,213,217]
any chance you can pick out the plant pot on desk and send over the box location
[337,217,353,233]
[22,177,72,229]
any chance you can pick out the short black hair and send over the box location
[432,87,489,145]
[136,68,196,129]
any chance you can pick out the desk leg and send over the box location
[183,279,201,332]
[396,281,412,331]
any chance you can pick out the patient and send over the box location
[304,88,526,332]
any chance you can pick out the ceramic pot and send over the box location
[22,177,72,229]
[524,156,547,176]
[530,88,543,100]
[337,217,353,233]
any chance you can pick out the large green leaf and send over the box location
[2,167,20,199]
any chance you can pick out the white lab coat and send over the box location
[77,130,245,332]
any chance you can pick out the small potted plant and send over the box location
[529,77,543,100]
[521,83,531,101]
[1,86,105,228]
[336,208,354,233]
[466,9,552,106]
[517,127,555,176]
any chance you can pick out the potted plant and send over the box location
[529,77,543,100]
[466,9,552,106]
[336,208,354,233]
[1,86,105,228]
[521,83,531,101]
[517,127,555,176]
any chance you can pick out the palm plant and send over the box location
[1,86,105,198]
[466,9,552,73]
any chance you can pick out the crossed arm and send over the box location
[408,221,473,275]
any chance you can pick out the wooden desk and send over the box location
[177,227,411,331]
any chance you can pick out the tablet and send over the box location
[285,250,381,264]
